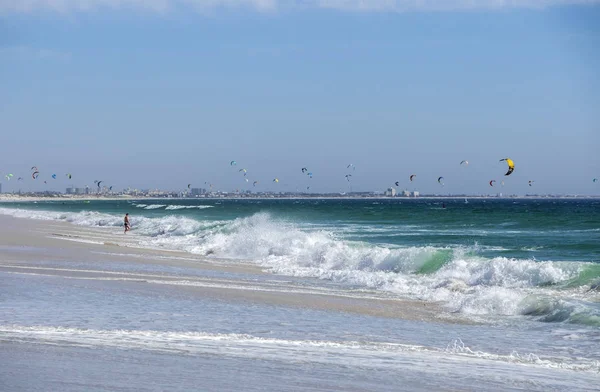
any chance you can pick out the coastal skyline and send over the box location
[1,1,599,194]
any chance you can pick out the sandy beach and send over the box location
[1,211,599,391]
[0,215,451,321]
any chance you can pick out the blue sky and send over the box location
[1,1,599,195]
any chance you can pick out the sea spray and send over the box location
[1,206,598,324]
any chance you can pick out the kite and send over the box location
[410,174,416,182]
[32,171,39,179]
[347,164,355,171]
[187,184,191,189]
[395,181,400,187]
[51,174,57,179]
[500,158,515,176]
[230,161,237,166]
[345,174,352,182]
[307,172,313,178]
[460,160,469,166]
[438,176,444,185]
[301,168,308,174]
[253,181,259,187]
[528,181,534,187]
[273,178,279,183]
[489,180,496,187]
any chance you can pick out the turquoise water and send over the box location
[1,198,599,325]
[1,198,600,391]
[6,198,600,260]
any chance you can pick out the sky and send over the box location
[1,0,599,195]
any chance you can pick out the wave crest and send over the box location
[1,207,598,324]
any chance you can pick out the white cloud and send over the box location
[312,0,600,12]
[0,0,276,13]
[0,0,598,13]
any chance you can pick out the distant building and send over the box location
[66,187,74,195]
[402,190,411,197]
[384,187,396,197]
[412,191,419,197]
[0,183,2,193]
[348,192,376,196]
[190,188,207,196]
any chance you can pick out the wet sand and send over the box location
[2,214,599,391]
[0,215,451,323]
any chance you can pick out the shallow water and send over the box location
[2,198,599,325]
[1,199,599,390]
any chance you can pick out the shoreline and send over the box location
[2,206,599,391]
[0,214,457,323]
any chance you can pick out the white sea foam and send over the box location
[164,205,214,210]
[143,204,166,209]
[136,213,600,322]
[1,325,597,372]
[132,204,214,210]
[0,207,213,238]
[1,207,598,322]
[444,338,599,371]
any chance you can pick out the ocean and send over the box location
[1,198,599,391]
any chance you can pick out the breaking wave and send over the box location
[1,207,598,325]
[133,204,213,210]
[141,204,166,209]
[164,205,214,210]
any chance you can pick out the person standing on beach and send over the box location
[124,213,131,234]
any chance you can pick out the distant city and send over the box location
[0,183,596,199]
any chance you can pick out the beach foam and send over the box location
[1,325,597,372]
[1,207,598,324]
